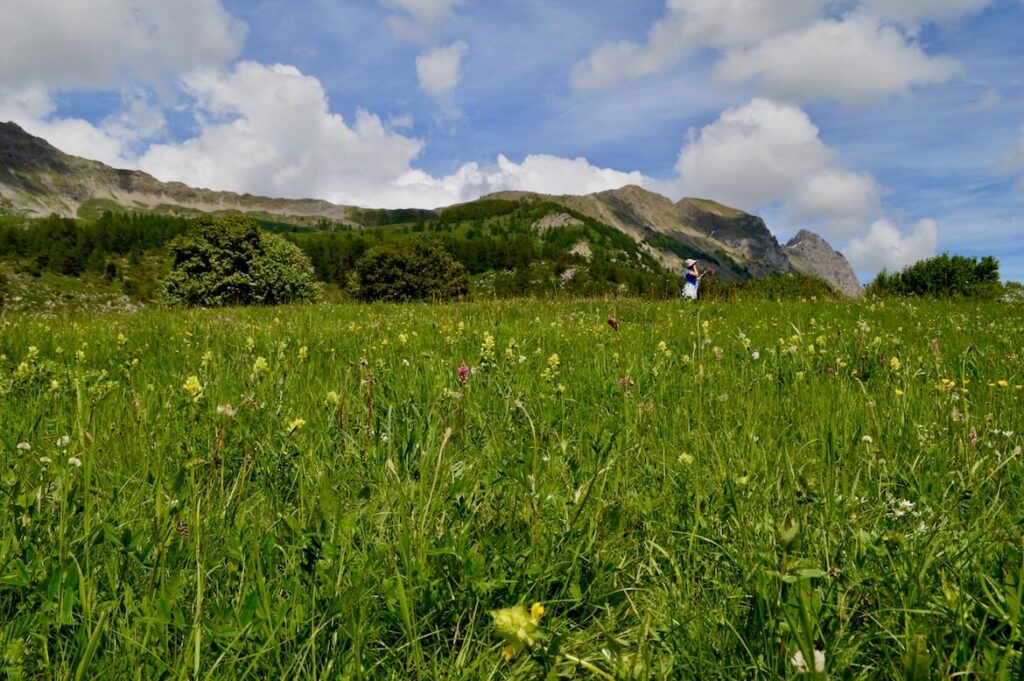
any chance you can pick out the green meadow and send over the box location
[2,298,1022,678]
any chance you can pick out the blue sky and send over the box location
[1,0,1022,282]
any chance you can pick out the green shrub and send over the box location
[164,215,321,307]
[354,237,468,302]
[868,254,1000,298]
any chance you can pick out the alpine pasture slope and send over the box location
[2,297,1023,678]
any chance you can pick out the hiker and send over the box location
[682,258,702,300]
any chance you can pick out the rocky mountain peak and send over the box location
[784,229,862,298]
[0,122,68,173]
[677,197,792,275]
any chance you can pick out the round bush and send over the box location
[355,238,468,302]
[164,215,321,307]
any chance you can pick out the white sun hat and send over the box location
[684,258,697,267]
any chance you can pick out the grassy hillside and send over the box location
[1,298,1022,677]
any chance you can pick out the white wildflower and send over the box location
[791,648,825,673]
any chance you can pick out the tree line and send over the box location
[0,212,190,277]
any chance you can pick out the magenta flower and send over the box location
[607,316,619,332]
[457,361,469,385]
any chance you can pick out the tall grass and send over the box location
[1,298,1022,678]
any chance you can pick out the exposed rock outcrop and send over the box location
[531,212,582,234]
[677,198,793,277]
[784,229,862,298]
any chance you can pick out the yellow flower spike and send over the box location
[530,602,545,621]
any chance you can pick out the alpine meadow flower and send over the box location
[480,333,496,367]
[541,354,560,383]
[490,602,545,661]
[791,648,825,673]
[458,361,469,385]
[182,375,204,401]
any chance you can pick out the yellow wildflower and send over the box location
[182,375,204,401]
[287,418,306,433]
[253,356,268,375]
[541,353,560,383]
[491,602,544,661]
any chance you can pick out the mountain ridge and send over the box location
[0,121,861,296]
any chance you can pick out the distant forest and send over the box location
[0,202,684,300]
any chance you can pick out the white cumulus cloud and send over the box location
[573,0,983,100]
[716,15,962,102]
[672,98,882,235]
[136,61,646,209]
[138,62,425,205]
[845,218,939,272]
[571,0,825,91]
[416,42,469,98]
[0,0,242,169]
[0,0,245,91]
